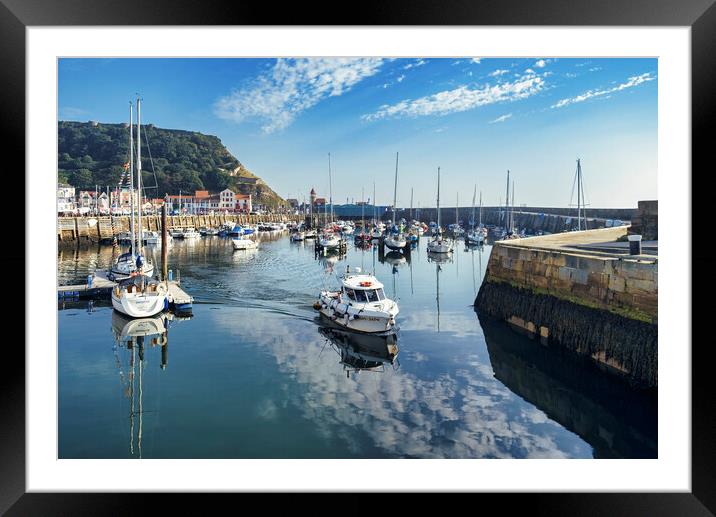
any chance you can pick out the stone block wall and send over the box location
[484,244,658,323]
[629,200,658,240]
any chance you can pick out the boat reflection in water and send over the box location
[110,310,190,457]
[381,250,408,267]
[317,325,399,378]
[477,311,657,458]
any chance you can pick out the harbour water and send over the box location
[58,233,657,459]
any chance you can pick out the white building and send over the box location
[57,184,76,214]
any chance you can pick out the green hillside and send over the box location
[57,121,285,208]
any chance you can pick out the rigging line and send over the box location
[568,164,578,212]
[142,127,159,193]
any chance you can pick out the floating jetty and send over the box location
[58,270,194,313]
[475,225,657,388]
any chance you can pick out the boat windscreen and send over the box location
[365,289,380,303]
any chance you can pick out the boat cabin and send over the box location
[341,274,387,304]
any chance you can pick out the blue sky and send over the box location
[58,57,657,208]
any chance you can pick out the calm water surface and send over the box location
[58,233,657,459]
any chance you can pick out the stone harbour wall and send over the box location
[475,233,658,387]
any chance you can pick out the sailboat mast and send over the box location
[392,152,399,226]
[456,192,459,226]
[136,97,143,253]
[505,170,510,225]
[436,167,441,232]
[577,158,582,230]
[479,191,483,226]
[361,187,365,231]
[373,181,376,226]
[471,185,476,230]
[511,180,515,231]
[128,102,136,256]
[410,187,413,220]
[328,153,333,224]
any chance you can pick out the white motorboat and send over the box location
[304,229,317,239]
[291,231,306,241]
[232,237,259,250]
[111,274,167,318]
[319,232,342,250]
[371,227,383,240]
[427,166,454,254]
[316,267,399,334]
[177,227,200,239]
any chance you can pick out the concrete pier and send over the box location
[475,226,657,387]
[58,270,194,313]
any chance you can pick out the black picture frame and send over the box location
[4,0,712,513]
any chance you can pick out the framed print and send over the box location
[3,0,713,513]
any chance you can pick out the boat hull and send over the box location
[317,293,398,334]
[111,291,166,318]
[384,236,407,250]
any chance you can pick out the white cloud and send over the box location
[362,72,545,122]
[214,58,385,133]
[489,69,509,77]
[551,72,655,109]
[403,59,427,70]
[534,59,550,68]
[397,74,405,83]
[524,68,535,74]
[489,113,512,124]
[470,58,481,64]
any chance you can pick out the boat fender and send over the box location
[312,301,322,310]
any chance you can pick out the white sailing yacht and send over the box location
[110,100,155,280]
[319,153,343,251]
[384,152,407,251]
[427,167,454,254]
[466,186,486,245]
[111,98,167,318]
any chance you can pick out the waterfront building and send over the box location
[57,183,76,214]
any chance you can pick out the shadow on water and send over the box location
[477,311,657,458]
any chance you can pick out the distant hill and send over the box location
[57,121,285,208]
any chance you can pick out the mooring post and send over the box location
[628,234,642,256]
[162,199,168,282]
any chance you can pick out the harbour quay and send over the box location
[57,213,295,243]
[474,225,657,388]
